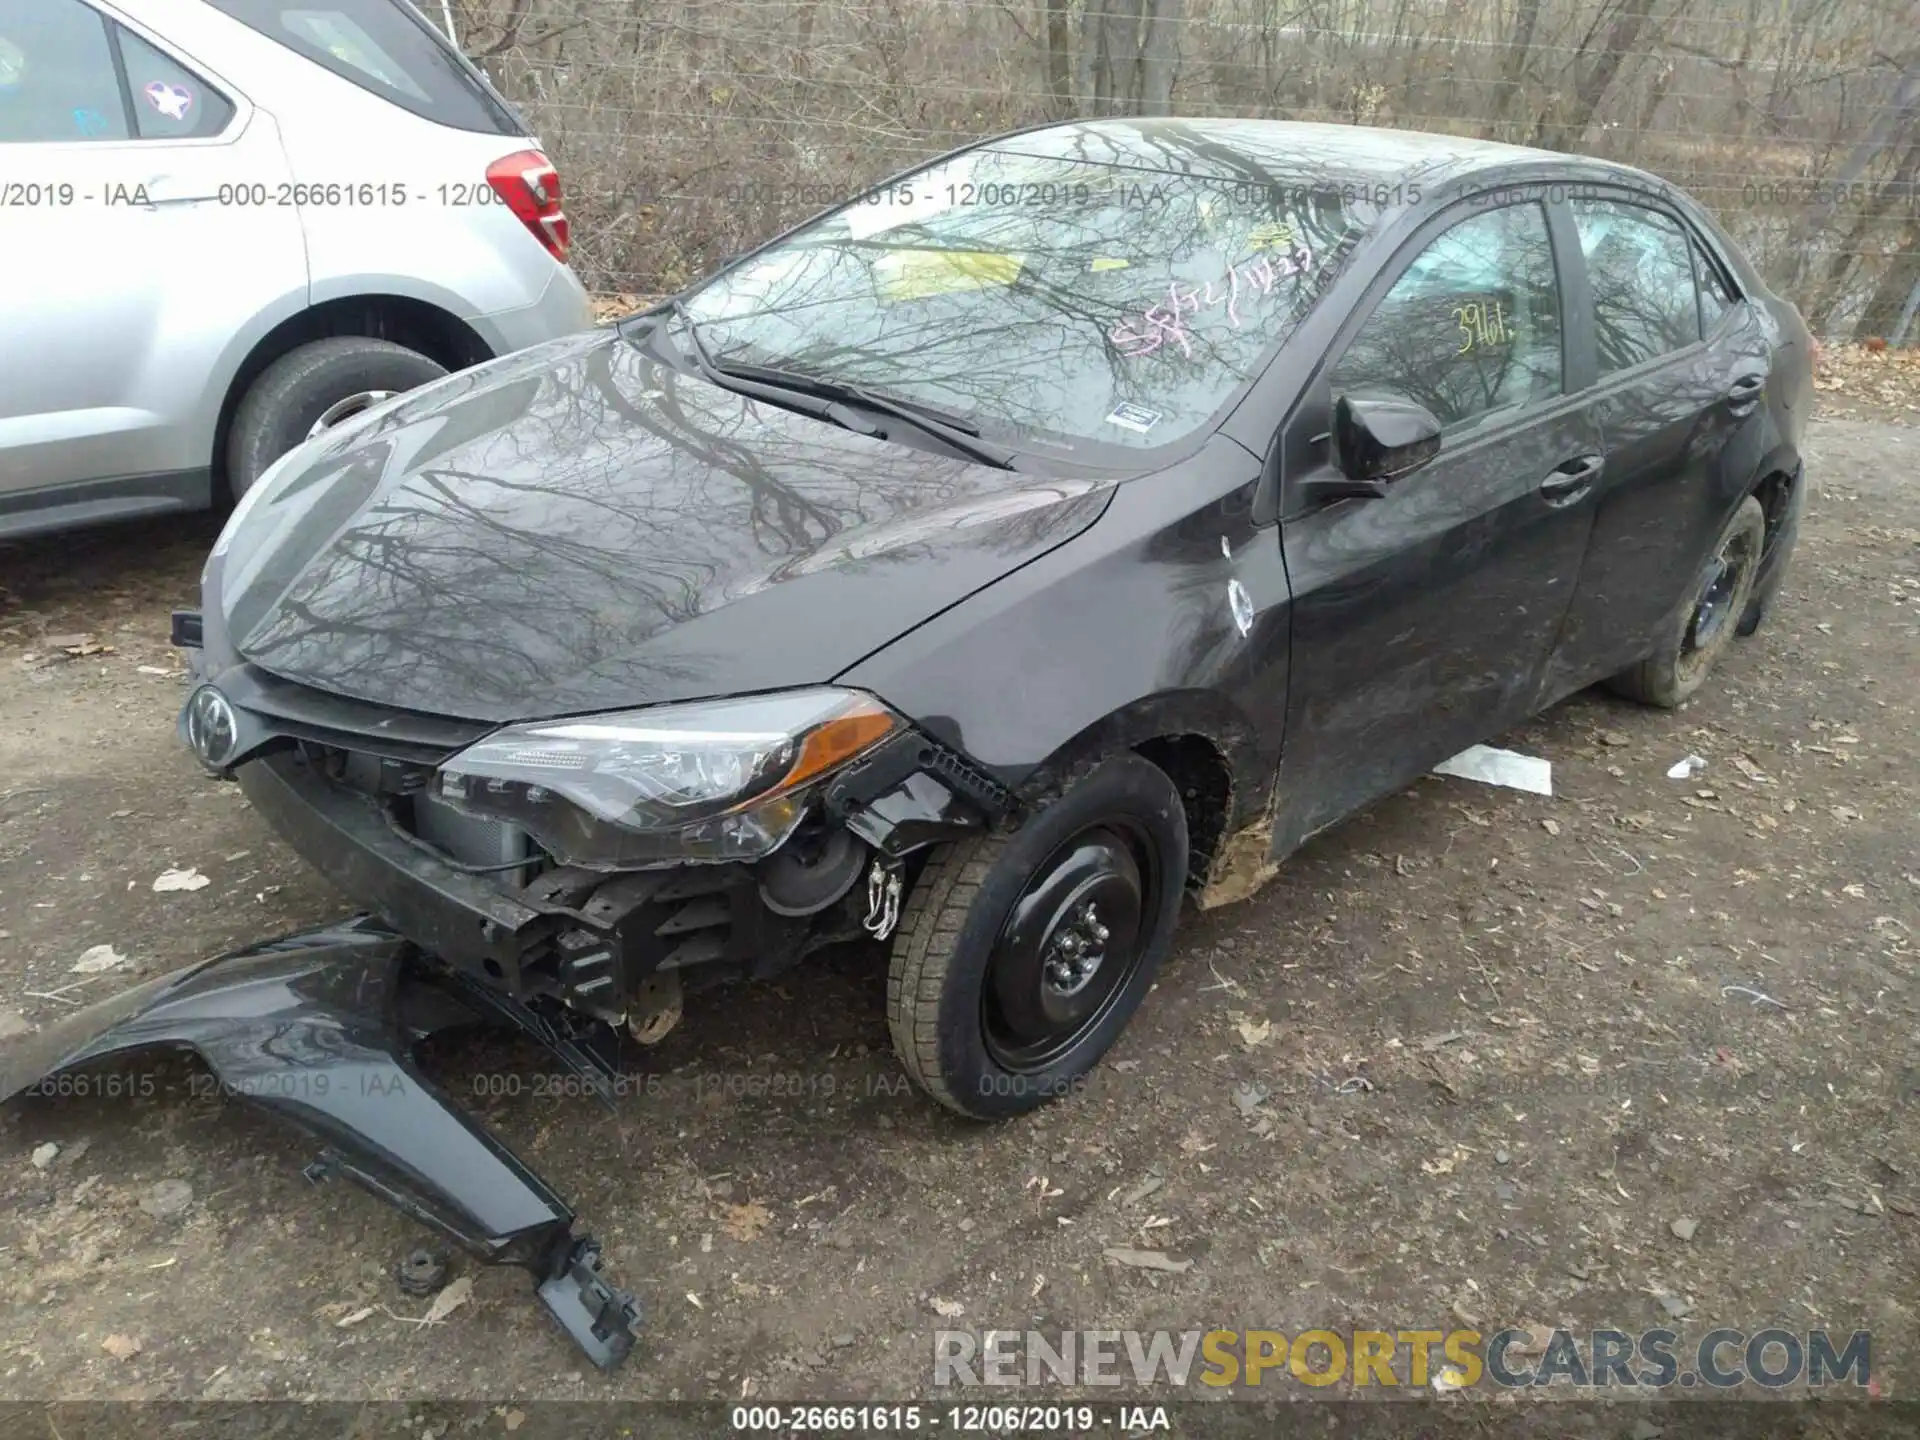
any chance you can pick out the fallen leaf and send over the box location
[723,1200,772,1242]
[422,1274,473,1324]
[152,868,210,893]
[930,1296,966,1317]
[1235,1016,1272,1048]
[335,1306,376,1328]
[1101,1246,1192,1273]
[100,1333,142,1360]
[71,943,131,974]
[1119,1176,1165,1207]
[1670,1216,1699,1242]
[503,1411,526,1432]
[30,1142,58,1169]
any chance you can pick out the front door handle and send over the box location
[1539,453,1604,506]
[1726,373,1766,417]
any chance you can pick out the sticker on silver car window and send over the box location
[0,38,25,91]
[143,81,194,121]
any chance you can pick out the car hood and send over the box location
[216,327,1115,723]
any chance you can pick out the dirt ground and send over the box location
[0,411,1915,1408]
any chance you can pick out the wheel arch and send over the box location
[1013,689,1271,897]
[209,295,495,493]
[1736,446,1805,634]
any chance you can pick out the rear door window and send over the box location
[1571,199,1703,373]
[118,27,235,139]
[0,0,130,143]
[1693,239,1738,333]
[204,0,523,135]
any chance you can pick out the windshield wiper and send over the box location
[662,320,1014,470]
[719,361,1014,469]
[719,362,980,433]
[663,301,885,438]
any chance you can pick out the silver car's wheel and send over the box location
[226,337,449,499]
[307,390,396,440]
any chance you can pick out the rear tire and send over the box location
[226,338,448,498]
[885,753,1188,1120]
[1605,495,1766,709]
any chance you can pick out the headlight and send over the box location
[434,688,900,869]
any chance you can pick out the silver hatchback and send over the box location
[0,0,593,539]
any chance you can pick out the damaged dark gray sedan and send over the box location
[5,118,1812,1367]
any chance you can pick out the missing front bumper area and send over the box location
[0,917,642,1369]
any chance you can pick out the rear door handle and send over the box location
[1726,373,1766,416]
[1539,453,1604,506]
[141,173,218,208]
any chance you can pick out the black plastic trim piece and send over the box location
[0,918,642,1368]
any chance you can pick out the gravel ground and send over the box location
[0,415,1914,1406]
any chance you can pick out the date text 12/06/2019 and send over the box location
[729,1405,1172,1431]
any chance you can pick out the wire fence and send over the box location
[445,0,1920,341]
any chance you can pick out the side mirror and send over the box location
[1307,393,1443,502]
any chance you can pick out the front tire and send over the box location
[886,753,1188,1120]
[226,338,449,498]
[1606,495,1766,709]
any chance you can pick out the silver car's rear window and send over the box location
[205,0,524,136]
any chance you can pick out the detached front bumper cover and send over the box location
[0,917,642,1369]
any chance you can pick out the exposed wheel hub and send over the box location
[1043,899,1112,997]
[984,827,1149,1071]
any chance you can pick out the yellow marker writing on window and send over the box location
[877,250,1024,302]
[1453,298,1512,354]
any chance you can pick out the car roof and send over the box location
[986,117,1589,189]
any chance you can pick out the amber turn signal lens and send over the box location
[779,700,898,791]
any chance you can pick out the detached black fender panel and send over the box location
[0,917,641,1370]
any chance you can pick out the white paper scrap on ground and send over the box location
[1432,744,1554,797]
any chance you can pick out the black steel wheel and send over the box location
[886,753,1188,1119]
[1606,495,1766,709]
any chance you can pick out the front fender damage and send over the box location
[0,916,641,1369]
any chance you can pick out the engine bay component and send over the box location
[758,825,867,916]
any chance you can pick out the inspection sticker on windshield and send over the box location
[1105,402,1162,434]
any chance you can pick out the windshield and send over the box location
[680,144,1362,453]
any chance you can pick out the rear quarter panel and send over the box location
[135,0,573,328]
